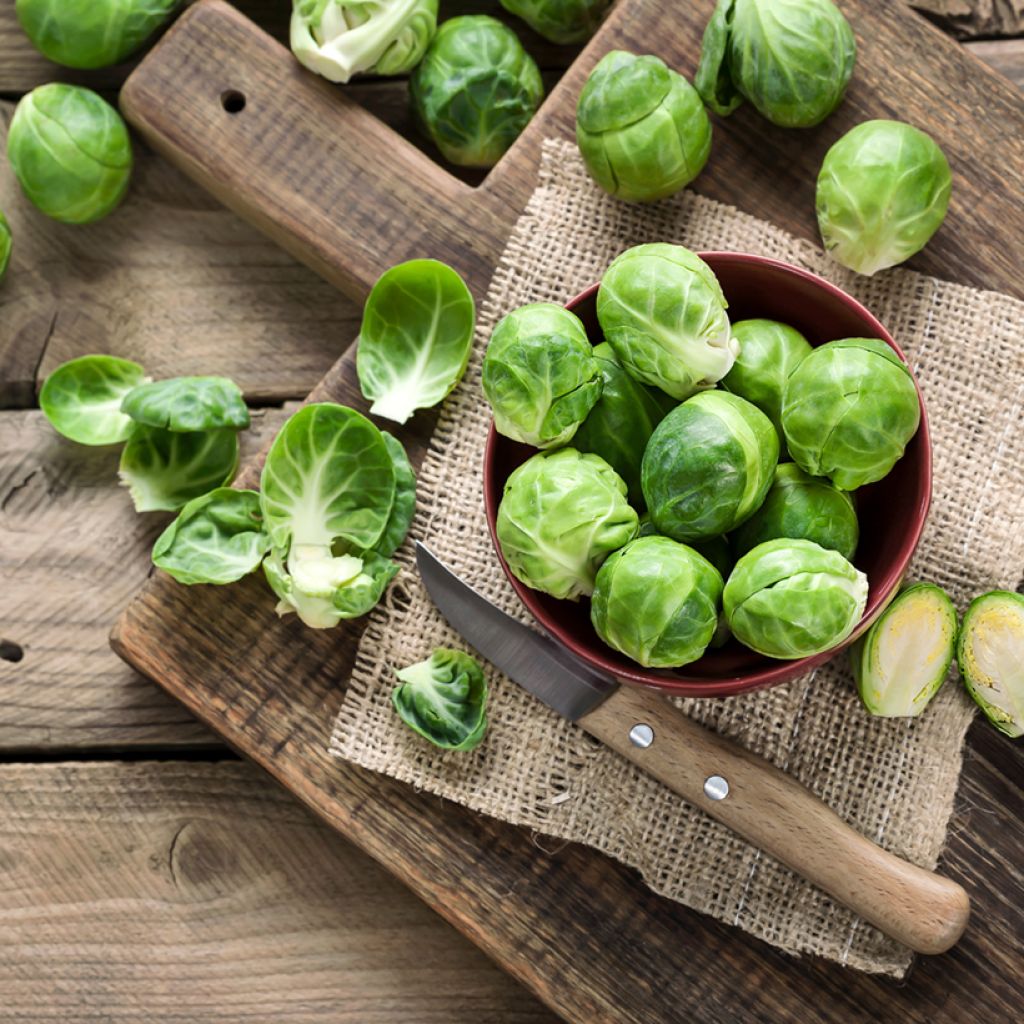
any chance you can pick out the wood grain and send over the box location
[914,0,1024,37]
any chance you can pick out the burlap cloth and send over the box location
[331,139,1024,976]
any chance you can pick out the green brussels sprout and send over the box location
[392,647,488,750]
[576,51,712,203]
[291,0,438,84]
[372,432,417,558]
[816,120,952,276]
[642,391,778,543]
[496,448,638,600]
[15,0,181,70]
[731,463,859,561]
[571,342,676,508]
[482,302,602,448]
[591,536,723,668]
[0,210,11,283]
[852,583,957,718]
[596,244,738,399]
[695,0,856,128]
[781,339,920,491]
[7,85,133,224]
[956,591,1024,738]
[410,16,543,168]
[720,319,812,455]
[500,0,610,43]
[121,377,250,432]
[723,538,868,659]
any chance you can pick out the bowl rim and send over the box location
[483,251,933,698]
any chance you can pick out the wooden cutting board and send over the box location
[111,2,1024,1021]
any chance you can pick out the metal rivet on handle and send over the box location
[628,723,654,748]
[704,775,729,801]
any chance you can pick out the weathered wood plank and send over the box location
[966,38,1024,89]
[914,0,1024,37]
[0,760,556,1024]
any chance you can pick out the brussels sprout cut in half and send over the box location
[410,15,543,168]
[576,51,712,203]
[696,0,856,128]
[591,537,724,668]
[356,259,475,424]
[291,0,438,83]
[817,120,952,276]
[7,85,133,224]
[501,0,610,43]
[121,377,250,432]
[782,339,921,491]
[957,591,1024,738]
[40,355,147,445]
[852,583,957,718]
[482,303,602,448]
[0,211,11,282]
[392,648,488,751]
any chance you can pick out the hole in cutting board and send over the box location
[0,640,24,663]
[221,90,247,114]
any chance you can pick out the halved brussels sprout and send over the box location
[816,120,952,277]
[496,448,638,601]
[781,339,921,491]
[500,0,610,43]
[724,538,868,659]
[576,51,712,203]
[957,591,1024,738]
[642,391,778,542]
[591,536,723,668]
[0,211,11,283]
[852,583,957,717]
[121,376,251,432]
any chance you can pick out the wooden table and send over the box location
[0,3,1021,1021]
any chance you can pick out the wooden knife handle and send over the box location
[578,686,970,955]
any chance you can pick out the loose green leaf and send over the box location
[370,432,417,558]
[0,210,11,282]
[122,376,250,432]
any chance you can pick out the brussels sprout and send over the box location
[852,583,957,718]
[371,432,417,558]
[482,303,602,448]
[496,448,638,600]
[356,259,475,424]
[121,377,250,432]
[723,538,868,659]
[720,319,812,454]
[39,354,147,446]
[291,0,438,83]
[571,342,676,508]
[782,339,920,491]
[0,211,11,283]
[392,647,488,751]
[591,536,723,668]
[695,0,855,128]
[15,0,181,70]
[957,591,1024,738]
[576,51,712,203]
[500,0,610,43]
[817,120,952,277]
[642,391,778,543]
[410,16,543,168]
[596,244,738,399]
[731,463,859,561]
[7,85,133,224]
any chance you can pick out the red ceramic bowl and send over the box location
[483,252,932,698]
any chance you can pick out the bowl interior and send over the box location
[483,253,931,697]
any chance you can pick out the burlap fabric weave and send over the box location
[331,139,1024,976]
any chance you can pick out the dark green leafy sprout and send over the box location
[695,0,855,128]
[482,302,602,448]
[410,15,543,168]
[956,590,1024,738]
[121,376,250,432]
[572,342,676,508]
[500,0,610,43]
[782,339,920,491]
[7,84,132,224]
[0,210,11,282]
[356,259,475,424]
[724,538,868,659]
[731,463,859,561]
[15,0,181,69]
[496,448,638,600]
[817,120,952,276]
[576,51,712,203]
[720,319,811,455]
[392,648,488,751]
[152,488,271,585]
[642,391,778,543]
[852,583,957,717]
[591,536,724,668]
[291,0,438,83]
[39,354,147,445]
[371,432,417,558]
[596,244,738,399]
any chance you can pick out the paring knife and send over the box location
[415,542,970,955]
